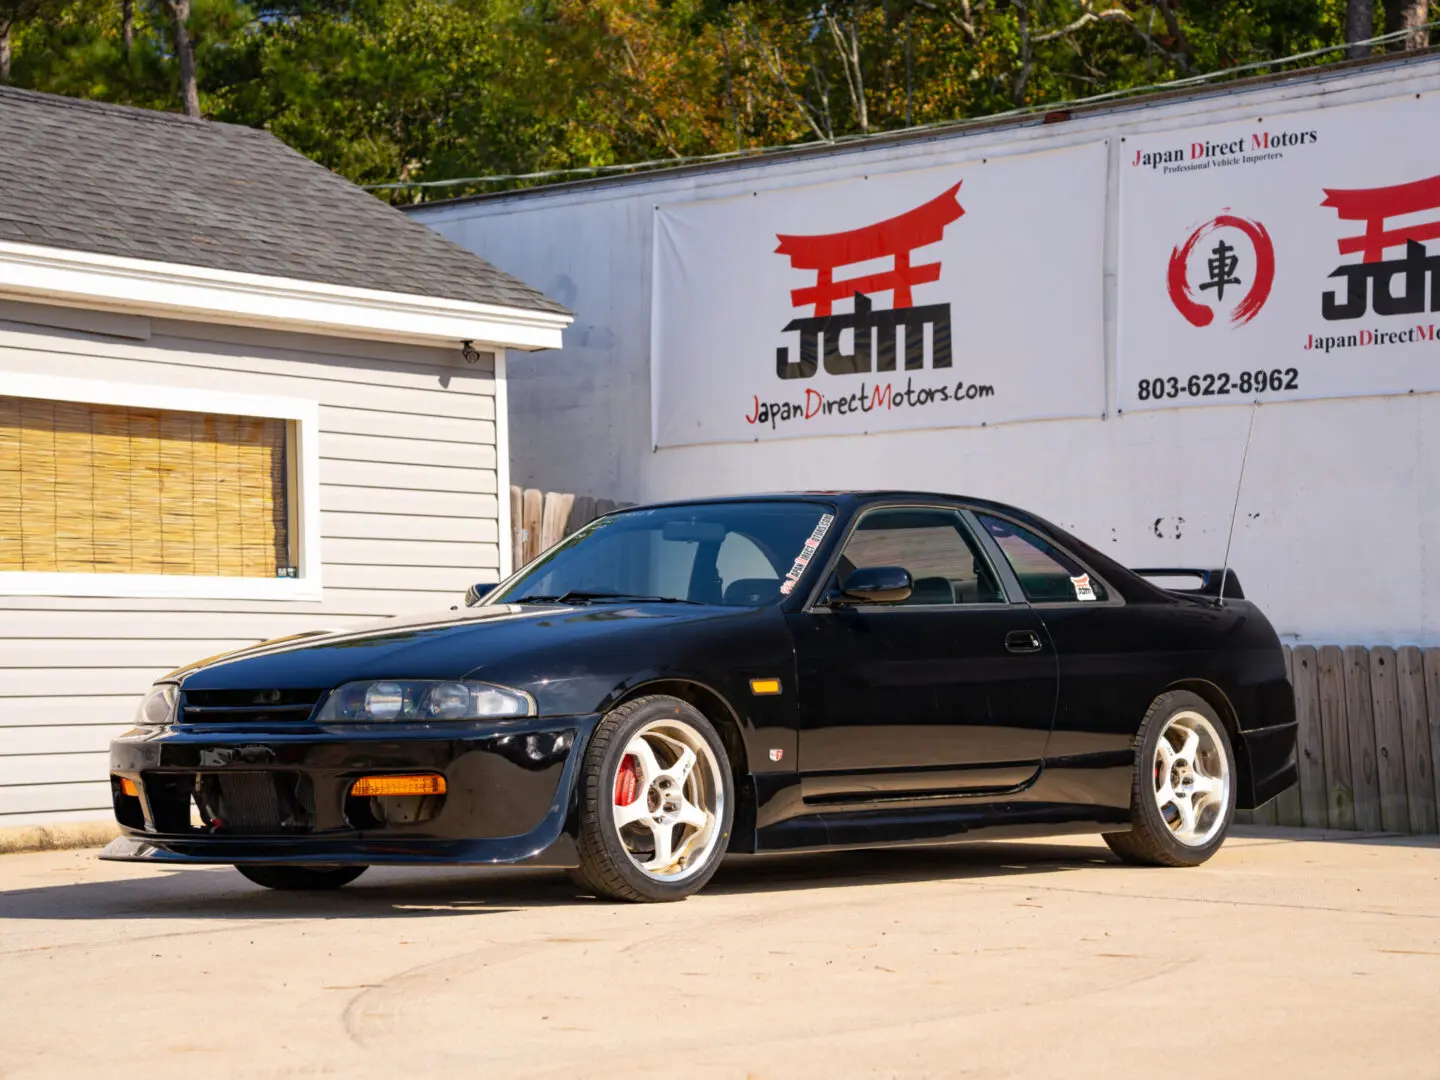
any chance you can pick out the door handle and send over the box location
[1005,630,1043,654]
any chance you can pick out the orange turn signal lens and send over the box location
[118,776,139,798]
[351,774,446,798]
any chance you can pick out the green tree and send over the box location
[0,0,1397,199]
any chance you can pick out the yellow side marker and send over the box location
[351,774,447,798]
[750,678,783,696]
[118,776,139,798]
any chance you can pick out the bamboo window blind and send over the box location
[0,396,292,577]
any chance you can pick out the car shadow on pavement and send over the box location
[0,864,573,922]
[0,839,1115,922]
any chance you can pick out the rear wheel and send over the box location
[235,864,368,891]
[573,695,734,902]
[1104,690,1235,867]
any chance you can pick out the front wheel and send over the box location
[1104,690,1236,867]
[572,695,734,902]
[236,864,369,891]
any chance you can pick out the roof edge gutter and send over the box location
[0,240,572,351]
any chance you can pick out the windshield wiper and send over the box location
[513,591,704,606]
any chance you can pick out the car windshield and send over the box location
[488,500,837,608]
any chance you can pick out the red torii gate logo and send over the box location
[1321,174,1440,321]
[773,182,964,380]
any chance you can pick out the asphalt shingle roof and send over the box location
[0,86,567,315]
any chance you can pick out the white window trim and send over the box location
[0,372,323,601]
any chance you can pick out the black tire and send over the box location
[235,864,369,891]
[1104,690,1237,867]
[574,695,735,902]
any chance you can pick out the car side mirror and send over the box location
[835,566,912,604]
[465,582,497,607]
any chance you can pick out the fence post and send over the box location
[510,485,524,575]
[1396,646,1437,834]
[1425,649,1440,833]
[540,491,574,550]
[1291,645,1328,828]
[521,488,544,564]
[1369,646,1411,832]
[568,495,598,532]
[1343,645,1383,831]
[1317,645,1356,830]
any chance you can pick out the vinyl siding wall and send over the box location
[0,301,499,825]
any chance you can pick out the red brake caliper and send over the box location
[614,754,640,806]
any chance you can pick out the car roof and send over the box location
[614,491,1028,515]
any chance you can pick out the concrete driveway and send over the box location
[1,828,1437,1079]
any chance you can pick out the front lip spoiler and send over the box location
[99,830,580,867]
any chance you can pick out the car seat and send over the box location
[723,578,782,606]
[904,576,955,605]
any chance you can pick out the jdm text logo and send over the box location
[1321,174,1440,320]
[1166,213,1274,328]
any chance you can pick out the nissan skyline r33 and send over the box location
[103,493,1298,902]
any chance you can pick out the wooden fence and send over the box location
[501,500,1439,834]
[509,487,628,570]
[1239,645,1440,833]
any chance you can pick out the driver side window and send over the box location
[839,508,1004,605]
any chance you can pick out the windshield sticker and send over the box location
[780,513,835,595]
[1071,573,1097,602]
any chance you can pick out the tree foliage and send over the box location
[2,0,1422,200]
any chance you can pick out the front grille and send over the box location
[142,771,316,834]
[199,772,315,833]
[180,688,326,725]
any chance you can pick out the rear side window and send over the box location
[976,513,1108,603]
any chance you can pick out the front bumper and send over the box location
[101,715,600,867]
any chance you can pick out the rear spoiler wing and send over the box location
[1131,567,1244,599]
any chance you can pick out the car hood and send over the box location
[171,602,740,693]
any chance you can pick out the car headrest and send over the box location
[906,576,956,605]
[723,578,782,606]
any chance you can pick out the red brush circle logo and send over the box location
[1166,213,1275,327]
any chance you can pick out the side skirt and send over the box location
[753,753,1134,853]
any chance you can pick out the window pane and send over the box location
[0,396,291,578]
[493,501,835,606]
[976,513,1106,603]
[716,531,777,597]
[839,508,1003,605]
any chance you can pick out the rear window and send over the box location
[976,513,1108,603]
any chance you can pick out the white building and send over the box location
[0,87,570,825]
[411,53,1440,649]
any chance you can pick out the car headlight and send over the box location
[315,680,535,722]
[135,684,178,726]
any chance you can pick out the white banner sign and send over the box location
[1119,92,1440,411]
[650,142,1108,448]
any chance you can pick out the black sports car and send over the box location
[104,493,1298,901]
